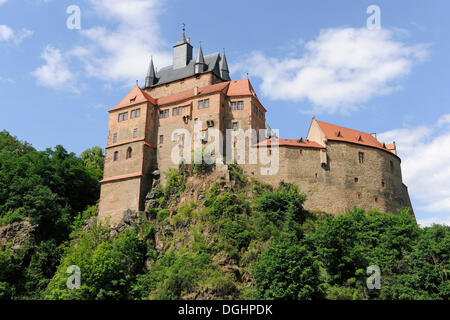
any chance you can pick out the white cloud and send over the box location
[34,0,171,91]
[0,0,7,6]
[235,27,428,114]
[0,25,13,41]
[0,76,15,84]
[0,25,33,44]
[32,45,79,93]
[75,0,170,82]
[378,114,450,225]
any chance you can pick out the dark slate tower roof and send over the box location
[144,28,230,88]
[219,48,231,81]
[145,56,157,87]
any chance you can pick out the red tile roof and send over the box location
[315,120,395,154]
[255,138,325,149]
[226,78,257,97]
[111,78,262,111]
[157,81,230,106]
[109,85,156,112]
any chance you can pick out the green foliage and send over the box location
[253,236,325,299]
[0,139,101,240]
[80,146,105,171]
[46,226,145,300]
[0,130,35,156]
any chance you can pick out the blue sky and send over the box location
[1,0,449,226]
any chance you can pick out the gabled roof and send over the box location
[255,138,325,149]
[109,86,156,112]
[150,53,222,87]
[227,78,257,97]
[314,119,395,154]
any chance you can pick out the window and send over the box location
[113,133,117,143]
[381,180,385,188]
[253,104,258,114]
[113,151,118,161]
[126,147,132,159]
[299,149,303,156]
[359,152,365,164]
[172,106,183,116]
[159,109,169,119]
[130,108,141,119]
[194,118,198,125]
[258,109,264,120]
[232,122,238,131]
[231,101,244,110]
[118,112,128,122]
[133,128,138,138]
[354,177,359,183]
[198,99,210,109]
[159,135,164,144]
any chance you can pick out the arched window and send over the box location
[126,147,132,159]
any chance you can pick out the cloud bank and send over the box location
[236,27,428,114]
[379,114,450,226]
[33,0,171,91]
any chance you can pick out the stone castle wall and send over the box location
[242,141,413,216]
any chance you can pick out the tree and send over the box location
[80,146,105,171]
[253,236,325,300]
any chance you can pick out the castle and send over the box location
[98,29,414,226]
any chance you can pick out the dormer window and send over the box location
[129,96,136,103]
[337,131,342,137]
[358,136,363,142]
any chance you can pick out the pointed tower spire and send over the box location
[145,56,157,87]
[219,48,230,81]
[194,41,207,74]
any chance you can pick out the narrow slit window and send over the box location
[113,151,118,161]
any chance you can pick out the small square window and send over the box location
[354,177,359,183]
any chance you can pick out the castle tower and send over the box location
[98,86,158,226]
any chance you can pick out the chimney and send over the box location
[370,133,377,139]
